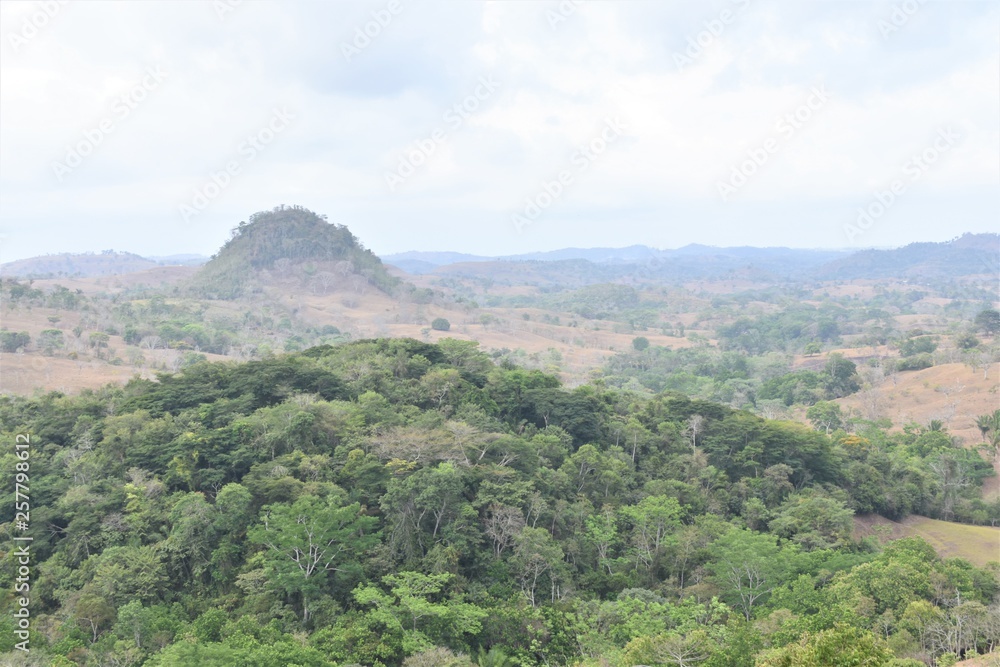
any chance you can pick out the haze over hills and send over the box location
[0,250,210,278]
[8,230,995,285]
[386,235,998,285]
[0,250,193,278]
[813,233,1000,280]
[382,244,849,274]
[388,235,997,274]
[146,253,210,266]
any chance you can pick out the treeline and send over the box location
[603,306,1000,405]
[0,339,997,666]
[0,277,351,364]
[602,345,862,409]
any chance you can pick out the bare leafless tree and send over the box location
[139,335,161,351]
[483,504,525,558]
[686,415,704,454]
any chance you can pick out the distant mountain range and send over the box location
[0,251,209,278]
[812,233,999,280]
[383,235,998,283]
[146,254,210,266]
[383,244,850,275]
[2,231,996,284]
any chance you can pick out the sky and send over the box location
[0,0,997,263]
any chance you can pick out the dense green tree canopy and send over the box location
[0,339,996,666]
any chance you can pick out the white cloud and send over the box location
[0,0,996,261]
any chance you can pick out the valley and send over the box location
[1,207,998,666]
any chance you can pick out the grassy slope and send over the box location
[955,653,1000,666]
[855,514,1000,567]
[834,362,1000,446]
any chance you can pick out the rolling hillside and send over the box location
[855,514,999,567]
[0,251,161,278]
[814,233,999,280]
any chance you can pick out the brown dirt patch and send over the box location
[837,363,999,444]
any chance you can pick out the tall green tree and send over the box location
[768,493,854,551]
[353,571,486,655]
[706,528,784,620]
[512,527,568,607]
[756,623,893,666]
[621,495,682,578]
[248,494,378,622]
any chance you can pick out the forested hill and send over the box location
[1,338,996,666]
[813,233,999,280]
[189,205,399,298]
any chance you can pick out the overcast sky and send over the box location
[0,1,997,262]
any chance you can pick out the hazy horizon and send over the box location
[1,1,997,264]
[3,227,997,267]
